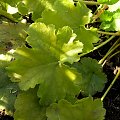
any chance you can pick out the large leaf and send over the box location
[39,0,91,29]
[7,22,82,105]
[47,97,106,120]
[73,57,107,96]
[14,87,46,120]
[0,66,19,115]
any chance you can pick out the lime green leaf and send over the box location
[97,0,119,5]
[40,0,91,29]
[37,64,82,105]
[14,87,47,120]
[57,27,83,64]
[60,40,83,64]
[0,67,19,115]
[0,0,20,6]
[17,2,28,15]
[76,27,99,53]
[47,97,106,120]
[7,23,82,105]
[73,58,107,96]
[22,0,55,21]
[100,9,120,31]
[0,23,28,53]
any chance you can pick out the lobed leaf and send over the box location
[7,22,83,105]
[47,97,106,120]
[100,9,120,31]
[14,87,46,120]
[73,57,107,96]
[75,27,99,53]
[39,0,91,29]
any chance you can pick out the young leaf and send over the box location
[73,57,107,96]
[97,0,119,5]
[0,66,19,115]
[40,0,91,29]
[7,23,82,105]
[100,9,120,31]
[14,87,47,120]
[47,97,106,120]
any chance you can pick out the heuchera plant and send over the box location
[0,0,120,119]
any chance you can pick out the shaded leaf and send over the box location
[73,57,107,96]
[0,66,19,115]
[47,97,106,120]
[14,87,46,120]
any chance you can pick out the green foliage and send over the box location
[0,66,19,115]
[39,0,91,29]
[0,23,27,53]
[2,0,120,119]
[73,58,107,96]
[100,9,120,31]
[14,87,46,120]
[47,97,106,120]
[75,27,99,53]
[97,0,119,5]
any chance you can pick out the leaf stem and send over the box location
[107,51,120,60]
[79,35,115,58]
[78,0,100,5]
[99,38,120,64]
[97,31,120,36]
[0,9,17,23]
[101,68,120,101]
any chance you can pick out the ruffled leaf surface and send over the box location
[7,22,82,105]
[73,58,107,96]
[47,97,106,120]
[75,27,99,53]
[14,87,46,120]
[100,9,120,31]
[40,0,91,29]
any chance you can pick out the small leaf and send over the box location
[100,9,120,31]
[73,57,107,96]
[14,87,47,120]
[47,97,106,120]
